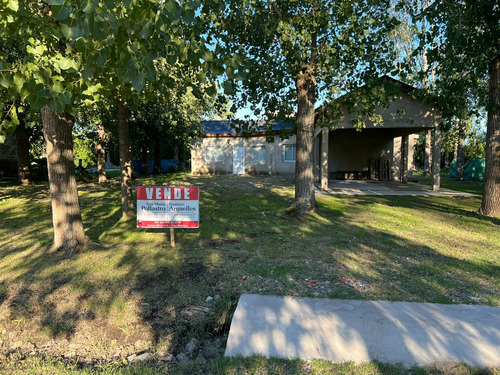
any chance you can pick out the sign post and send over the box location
[137,186,199,247]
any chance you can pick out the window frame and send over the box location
[252,145,266,163]
[283,144,296,162]
[204,147,225,162]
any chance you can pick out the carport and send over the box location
[314,77,443,192]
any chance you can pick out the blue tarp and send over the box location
[134,159,179,174]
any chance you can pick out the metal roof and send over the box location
[201,120,293,135]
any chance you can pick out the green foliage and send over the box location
[420,1,496,118]
[130,88,213,164]
[0,0,221,136]
[73,125,97,168]
[216,0,398,124]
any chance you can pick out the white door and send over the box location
[233,147,245,175]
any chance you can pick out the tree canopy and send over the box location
[215,0,398,213]
[0,0,224,251]
[422,0,500,216]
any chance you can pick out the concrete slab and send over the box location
[225,294,500,368]
[316,180,480,197]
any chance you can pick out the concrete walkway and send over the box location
[316,180,480,197]
[225,294,500,368]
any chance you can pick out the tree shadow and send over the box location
[0,174,498,370]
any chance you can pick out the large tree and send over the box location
[423,1,500,217]
[0,0,218,250]
[78,1,218,217]
[216,0,398,214]
[1,0,95,252]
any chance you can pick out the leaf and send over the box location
[49,96,66,113]
[60,91,71,105]
[165,0,182,21]
[206,84,217,97]
[52,5,73,20]
[30,94,49,111]
[60,20,84,40]
[35,88,53,99]
[82,65,95,80]
[202,50,213,63]
[131,71,146,92]
[196,71,206,83]
[9,108,19,127]
[82,1,94,13]
[44,0,64,5]
[96,49,109,67]
[7,0,19,11]
[182,9,195,24]
[52,82,65,94]
[13,73,26,92]
[0,73,13,89]
[186,0,201,10]
[222,80,234,95]
[58,56,77,70]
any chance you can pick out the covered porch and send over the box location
[314,125,442,191]
[314,78,443,191]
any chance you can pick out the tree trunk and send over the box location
[173,144,179,161]
[96,123,107,184]
[142,140,151,176]
[424,129,432,177]
[15,126,31,184]
[479,56,500,217]
[291,68,317,214]
[456,118,466,181]
[41,106,88,253]
[117,98,134,218]
[154,137,162,174]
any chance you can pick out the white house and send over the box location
[191,77,443,188]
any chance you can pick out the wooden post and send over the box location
[432,127,442,191]
[321,127,329,191]
[170,228,175,247]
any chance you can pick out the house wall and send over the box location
[191,134,297,177]
[336,90,441,130]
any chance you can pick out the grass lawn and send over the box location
[0,173,498,374]
[413,169,484,196]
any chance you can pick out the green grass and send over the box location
[0,173,499,374]
[1,355,497,374]
[413,169,484,195]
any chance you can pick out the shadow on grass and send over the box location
[0,174,499,369]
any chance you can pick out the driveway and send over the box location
[316,180,480,197]
[225,294,500,368]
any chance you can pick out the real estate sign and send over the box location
[137,186,199,228]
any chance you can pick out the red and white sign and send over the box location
[137,186,199,228]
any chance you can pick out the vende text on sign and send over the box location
[137,186,199,228]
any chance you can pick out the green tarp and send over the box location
[449,158,485,181]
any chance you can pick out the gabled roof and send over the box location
[201,120,293,137]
